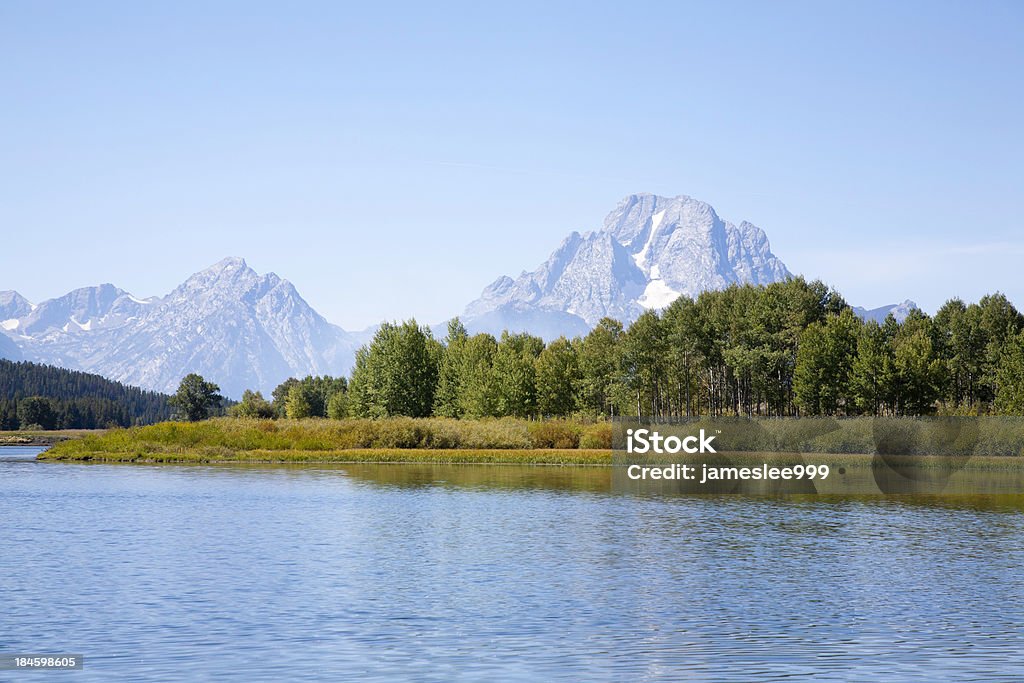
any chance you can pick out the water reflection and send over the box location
[196,460,1024,511]
[3,449,1024,681]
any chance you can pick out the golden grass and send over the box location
[39,447,612,465]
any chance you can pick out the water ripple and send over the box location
[2,450,1023,681]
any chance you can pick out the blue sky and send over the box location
[1,1,1021,329]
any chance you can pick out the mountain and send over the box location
[0,331,21,361]
[462,193,792,338]
[0,258,362,397]
[852,300,919,324]
[9,283,155,337]
[0,290,35,322]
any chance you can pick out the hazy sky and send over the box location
[2,1,1022,329]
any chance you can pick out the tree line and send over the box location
[0,359,173,430]
[227,277,1024,421]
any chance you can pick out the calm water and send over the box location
[3,446,1024,681]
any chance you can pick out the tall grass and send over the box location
[39,415,1024,463]
[42,416,613,461]
[665,416,1024,457]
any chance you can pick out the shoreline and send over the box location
[37,447,612,465]
[34,448,1024,470]
[0,430,104,447]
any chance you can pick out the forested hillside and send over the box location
[0,359,172,430]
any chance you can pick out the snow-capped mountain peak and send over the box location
[852,300,919,324]
[0,258,361,397]
[463,192,791,338]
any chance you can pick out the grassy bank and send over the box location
[664,416,1024,457]
[39,446,610,465]
[39,442,1024,471]
[35,415,1024,465]
[39,417,612,464]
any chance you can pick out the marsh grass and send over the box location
[37,415,1024,465]
[657,416,1024,457]
[41,445,611,465]
[40,417,608,462]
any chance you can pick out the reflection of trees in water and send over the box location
[871,417,977,493]
[203,456,1024,508]
[337,463,613,493]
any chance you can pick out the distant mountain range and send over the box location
[0,258,365,398]
[0,193,916,397]
[851,300,918,324]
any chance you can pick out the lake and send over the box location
[3,445,1024,681]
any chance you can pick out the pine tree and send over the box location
[17,396,57,430]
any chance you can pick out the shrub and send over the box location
[580,423,612,449]
[370,418,427,448]
[527,421,581,449]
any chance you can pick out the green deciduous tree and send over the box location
[661,298,702,417]
[933,298,983,410]
[285,383,316,419]
[620,310,665,417]
[536,337,580,417]
[229,390,275,419]
[851,319,895,415]
[889,313,943,415]
[493,332,542,417]
[169,374,223,422]
[269,375,346,419]
[457,333,499,418]
[271,377,300,417]
[995,330,1024,414]
[348,320,440,418]
[326,390,349,419]
[433,318,469,418]
[794,309,860,415]
[577,317,623,416]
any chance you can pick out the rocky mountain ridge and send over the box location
[0,258,362,397]
[1,194,917,396]
[462,193,792,337]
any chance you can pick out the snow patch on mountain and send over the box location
[0,258,361,397]
[638,278,680,310]
[463,193,791,338]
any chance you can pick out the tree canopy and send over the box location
[169,374,224,422]
[235,280,1024,420]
